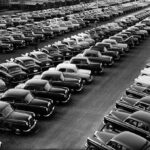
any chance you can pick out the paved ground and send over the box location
[0,8,150,150]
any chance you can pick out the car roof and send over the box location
[3,89,29,98]
[42,70,61,76]
[130,111,150,125]
[140,96,150,105]
[30,51,45,55]
[0,62,19,68]
[57,63,76,69]
[113,131,147,150]
[26,79,48,86]
[16,56,34,61]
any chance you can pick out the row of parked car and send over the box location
[0,2,147,53]
[0,7,149,140]
[85,13,150,150]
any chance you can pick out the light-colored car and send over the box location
[71,35,90,49]
[78,33,95,46]
[140,68,150,76]
[102,39,128,52]
[134,75,150,87]
[49,63,93,83]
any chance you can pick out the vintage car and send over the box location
[115,33,135,48]
[0,62,28,85]
[49,63,93,83]
[52,42,73,60]
[116,95,150,113]
[23,51,53,70]
[86,131,150,150]
[10,33,35,46]
[71,35,90,49]
[8,57,41,77]
[93,42,125,55]
[0,79,7,93]
[0,35,26,49]
[0,101,37,134]
[0,40,14,53]
[91,44,120,60]
[33,70,84,92]
[0,89,55,118]
[15,79,71,103]
[62,38,82,55]
[140,68,150,76]
[40,46,64,65]
[68,56,103,74]
[82,49,114,66]
[126,84,150,99]
[102,39,129,52]
[104,109,150,140]
[134,75,150,87]
[78,33,95,46]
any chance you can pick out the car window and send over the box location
[135,102,149,111]
[107,141,128,150]
[71,59,80,64]
[137,122,149,131]
[0,67,7,72]
[66,68,75,73]
[125,118,138,127]
[59,68,66,72]
[144,89,150,94]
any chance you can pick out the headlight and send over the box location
[25,121,29,126]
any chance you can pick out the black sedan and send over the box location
[33,70,84,92]
[83,49,114,66]
[69,56,103,74]
[90,44,120,60]
[0,89,55,118]
[0,101,37,134]
[11,56,41,77]
[104,109,150,140]
[125,84,150,99]
[24,51,53,71]
[0,62,28,85]
[15,79,71,103]
[116,95,150,113]
[86,131,150,150]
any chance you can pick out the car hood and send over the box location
[108,109,129,122]
[30,98,49,107]
[94,131,115,145]
[8,110,29,121]
[119,96,138,106]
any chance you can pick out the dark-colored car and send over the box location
[0,62,28,85]
[0,40,14,53]
[83,49,114,66]
[15,79,71,103]
[12,56,41,77]
[69,56,103,74]
[33,70,84,92]
[126,84,150,99]
[116,95,150,113]
[104,109,150,140]
[0,101,37,134]
[24,51,53,71]
[40,46,64,66]
[95,42,125,55]
[0,36,26,49]
[1,89,55,118]
[86,131,150,150]
[52,43,73,60]
[90,44,120,60]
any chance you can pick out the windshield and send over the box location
[37,54,48,60]
[8,66,21,73]
[24,93,33,103]
[24,60,35,66]
[60,24,66,27]
[13,35,22,39]
[44,83,51,91]
[58,45,67,49]
[1,105,13,117]
[69,41,76,46]
[78,38,83,42]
